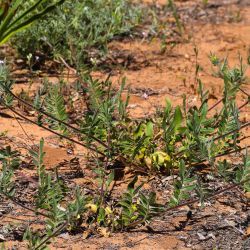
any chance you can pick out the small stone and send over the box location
[142,93,148,99]
[207,233,216,240]
[162,175,177,182]
[127,104,138,109]
[59,233,70,240]
[197,232,206,240]
[225,219,236,227]
[0,234,5,242]
[16,59,24,64]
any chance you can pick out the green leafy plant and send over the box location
[1,1,236,248]
[0,146,20,169]
[23,227,49,250]
[0,53,249,249]
[0,162,15,198]
[23,138,86,249]
[118,176,164,228]
[0,146,17,199]
[0,61,13,105]
[169,160,196,207]
[0,0,65,45]
[44,82,69,135]
[11,0,142,67]
[236,151,250,192]
[167,0,184,35]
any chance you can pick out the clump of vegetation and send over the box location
[11,0,142,68]
[0,53,249,248]
[0,0,65,45]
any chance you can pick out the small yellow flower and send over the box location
[85,203,98,213]
[105,206,112,215]
[152,151,171,165]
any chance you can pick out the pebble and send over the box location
[0,234,5,242]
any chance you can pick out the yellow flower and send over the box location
[85,203,98,213]
[152,151,171,165]
[105,206,112,215]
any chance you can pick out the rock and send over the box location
[197,232,206,241]
[0,234,5,242]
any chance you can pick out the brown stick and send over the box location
[4,88,109,149]
[0,100,105,156]
[0,191,49,218]
[213,121,250,142]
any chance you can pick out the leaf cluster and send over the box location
[10,0,142,67]
[0,0,65,45]
[0,54,249,249]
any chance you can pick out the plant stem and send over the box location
[4,87,109,149]
[239,99,249,110]
[34,222,67,250]
[174,121,250,158]
[127,177,250,228]
[0,191,49,218]
[0,100,105,156]
[168,0,183,35]
[239,87,250,97]
[208,98,223,112]
[192,145,250,167]
[213,121,250,142]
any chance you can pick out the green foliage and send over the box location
[217,159,234,181]
[0,51,249,249]
[25,139,87,247]
[44,83,69,135]
[0,55,247,173]
[118,176,164,228]
[80,75,130,154]
[14,55,244,175]
[11,0,142,67]
[23,227,49,250]
[0,0,248,247]
[236,151,250,192]
[162,105,182,152]
[0,146,18,197]
[167,0,183,35]
[0,243,5,250]
[169,160,196,207]
[66,188,87,231]
[29,139,65,241]
[0,62,13,105]
[94,167,114,197]
[0,146,20,169]
[30,138,66,212]
[0,0,65,45]
[20,140,165,247]
[211,55,246,99]
[0,163,15,197]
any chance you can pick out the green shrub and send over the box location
[0,0,65,45]
[0,54,249,249]
[11,0,142,67]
